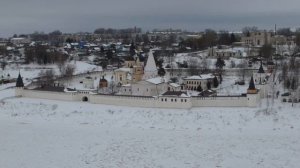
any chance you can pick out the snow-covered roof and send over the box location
[122,84,131,87]
[184,74,214,80]
[169,83,181,88]
[180,93,190,97]
[115,68,131,72]
[146,77,165,85]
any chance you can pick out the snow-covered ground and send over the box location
[0,88,300,168]
[0,61,100,80]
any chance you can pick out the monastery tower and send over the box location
[143,50,158,80]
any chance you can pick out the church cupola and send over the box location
[16,72,24,87]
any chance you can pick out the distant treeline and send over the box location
[25,45,68,65]
[94,27,142,35]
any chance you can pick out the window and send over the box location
[181,99,183,102]
[175,99,177,102]
[165,98,167,102]
[185,99,187,102]
[161,98,164,102]
[171,99,173,102]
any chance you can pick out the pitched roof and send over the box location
[144,50,157,72]
[146,77,165,85]
[248,76,256,90]
[184,74,214,80]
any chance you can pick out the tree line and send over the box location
[24,45,68,65]
[179,29,238,51]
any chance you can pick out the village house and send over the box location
[10,37,31,46]
[241,31,272,46]
[183,74,215,91]
[208,46,247,59]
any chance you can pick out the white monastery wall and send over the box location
[192,96,248,107]
[16,88,258,108]
[21,89,74,101]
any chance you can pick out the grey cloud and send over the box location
[1,0,300,37]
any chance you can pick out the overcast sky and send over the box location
[1,0,300,37]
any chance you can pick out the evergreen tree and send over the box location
[213,76,219,88]
[158,67,166,76]
[129,42,136,56]
[286,79,291,89]
[197,85,203,92]
[106,49,113,60]
[206,81,212,90]
[100,46,105,53]
[230,33,236,44]
[291,78,297,90]
[215,57,225,70]
[219,74,223,84]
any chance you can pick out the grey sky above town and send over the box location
[1,0,300,37]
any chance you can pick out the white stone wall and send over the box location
[21,89,75,101]
[132,83,167,96]
[17,88,259,108]
[247,93,259,107]
[157,96,192,109]
[192,96,248,107]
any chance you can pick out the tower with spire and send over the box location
[142,50,158,80]
[257,60,265,84]
[247,76,257,94]
[246,75,259,107]
[15,72,24,97]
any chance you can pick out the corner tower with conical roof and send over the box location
[142,50,158,80]
[16,72,24,87]
[257,61,265,84]
[15,72,24,97]
[246,75,259,107]
[247,76,257,94]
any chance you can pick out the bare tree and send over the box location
[236,59,249,82]
[63,64,76,78]
[188,57,200,76]
[1,61,7,70]
[38,69,55,85]
[282,63,288,89]
[242,26,258,35]
[200,56,209,73]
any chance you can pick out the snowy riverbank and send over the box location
[0,88,299,168]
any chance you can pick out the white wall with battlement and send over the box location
[192,96,248,107]
[15,88,259,109]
